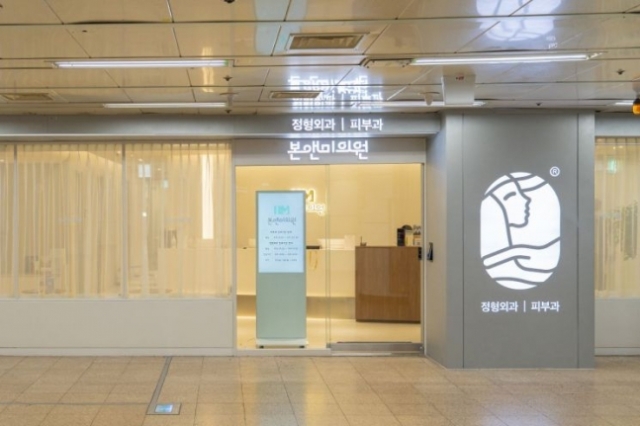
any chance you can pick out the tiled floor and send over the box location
[0,356,640,425]
[237,317,421,349]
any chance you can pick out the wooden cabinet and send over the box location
[355,246,421,323]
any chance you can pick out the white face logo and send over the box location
[481,172,561,290]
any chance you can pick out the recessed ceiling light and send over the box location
[411,52,597,66]
[54,59,230,69]
[103,102,227,109]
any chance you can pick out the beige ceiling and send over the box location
[0,0,639,115]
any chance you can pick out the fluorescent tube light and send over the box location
[412,53,595,66]
[358,100,485,108]
[55,59,229,69]
[103,102,227,109]
[614,101,634,106]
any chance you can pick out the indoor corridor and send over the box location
[0,356,639,426]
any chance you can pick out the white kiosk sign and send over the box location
[258,192,305,273]
[256,191,307,347]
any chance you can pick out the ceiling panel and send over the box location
[520,82,632,101]
[390,84,442,101]
[480,61,603,84]
[411,64,518,85]
[44,0,171,23]
[175,23,279,57]
[286,0,414,20]
[461,15,609,53]
[68,25,179,58]
[474,83,548,100]
[560,15,640,50]
[194,87,262,103]
[572,59,640,83]
[124,88,195,103]
[0,69,117,89]
[169,0,289,22]
[0,0,60,24]
[187,67,269,87]
[366,19,499,55]
[400,0,523,18]
[54,88,131,103]
[341,66,431,86]
[0,27,88,59]
[106,69,191,88]
[274,23,388,55]
[515,0,640,14]
[264,66,352,86]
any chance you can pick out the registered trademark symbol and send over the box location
[550,167,561,177]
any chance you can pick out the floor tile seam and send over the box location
[275,355,302,426]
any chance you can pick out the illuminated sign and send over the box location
[291,117,383,133]
[257,192,305,274]
[480,300,561,313]
[480,172,561,290]
[288,140,368,161]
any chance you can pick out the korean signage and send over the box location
[291,117,384,133]
[257,192,305,274]
[288,140,368,161]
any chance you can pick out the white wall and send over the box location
[0,299,233,356]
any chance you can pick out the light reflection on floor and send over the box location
[237,316,421,349]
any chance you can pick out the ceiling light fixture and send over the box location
[103,102,227,109]
[411,52,597,66]
[358,100,485,108]
[54,59,229,69]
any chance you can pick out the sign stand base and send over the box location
[256,338,308,349]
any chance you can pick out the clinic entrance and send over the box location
[234,160,425,353]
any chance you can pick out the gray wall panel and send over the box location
[461,114,582,368]
[578,113,596,368]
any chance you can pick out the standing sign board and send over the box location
[256,191,307,347]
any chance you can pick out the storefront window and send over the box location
[595,138,640,298]
[0,142,231,299]
[17,144,123,297]
[126,143,232,298]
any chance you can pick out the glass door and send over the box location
[326,164,423,348]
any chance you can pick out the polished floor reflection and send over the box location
[237,316,422,349]
[0,356,639,425]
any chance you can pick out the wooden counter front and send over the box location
[355,246,421,323]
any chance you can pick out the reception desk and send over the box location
[355,246,421,323]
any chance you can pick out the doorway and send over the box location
[235,163,423,350]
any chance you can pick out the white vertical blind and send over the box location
[595,138,640,298]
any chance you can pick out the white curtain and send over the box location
[126,143,232,298]
[17,144,123,297]
[595,138,640,298]
[0,145,14,296]
[0,141,231,299]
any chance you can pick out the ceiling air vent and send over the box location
[2,93,54,102]
[270,91,322,100]
[288,33,365,51]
